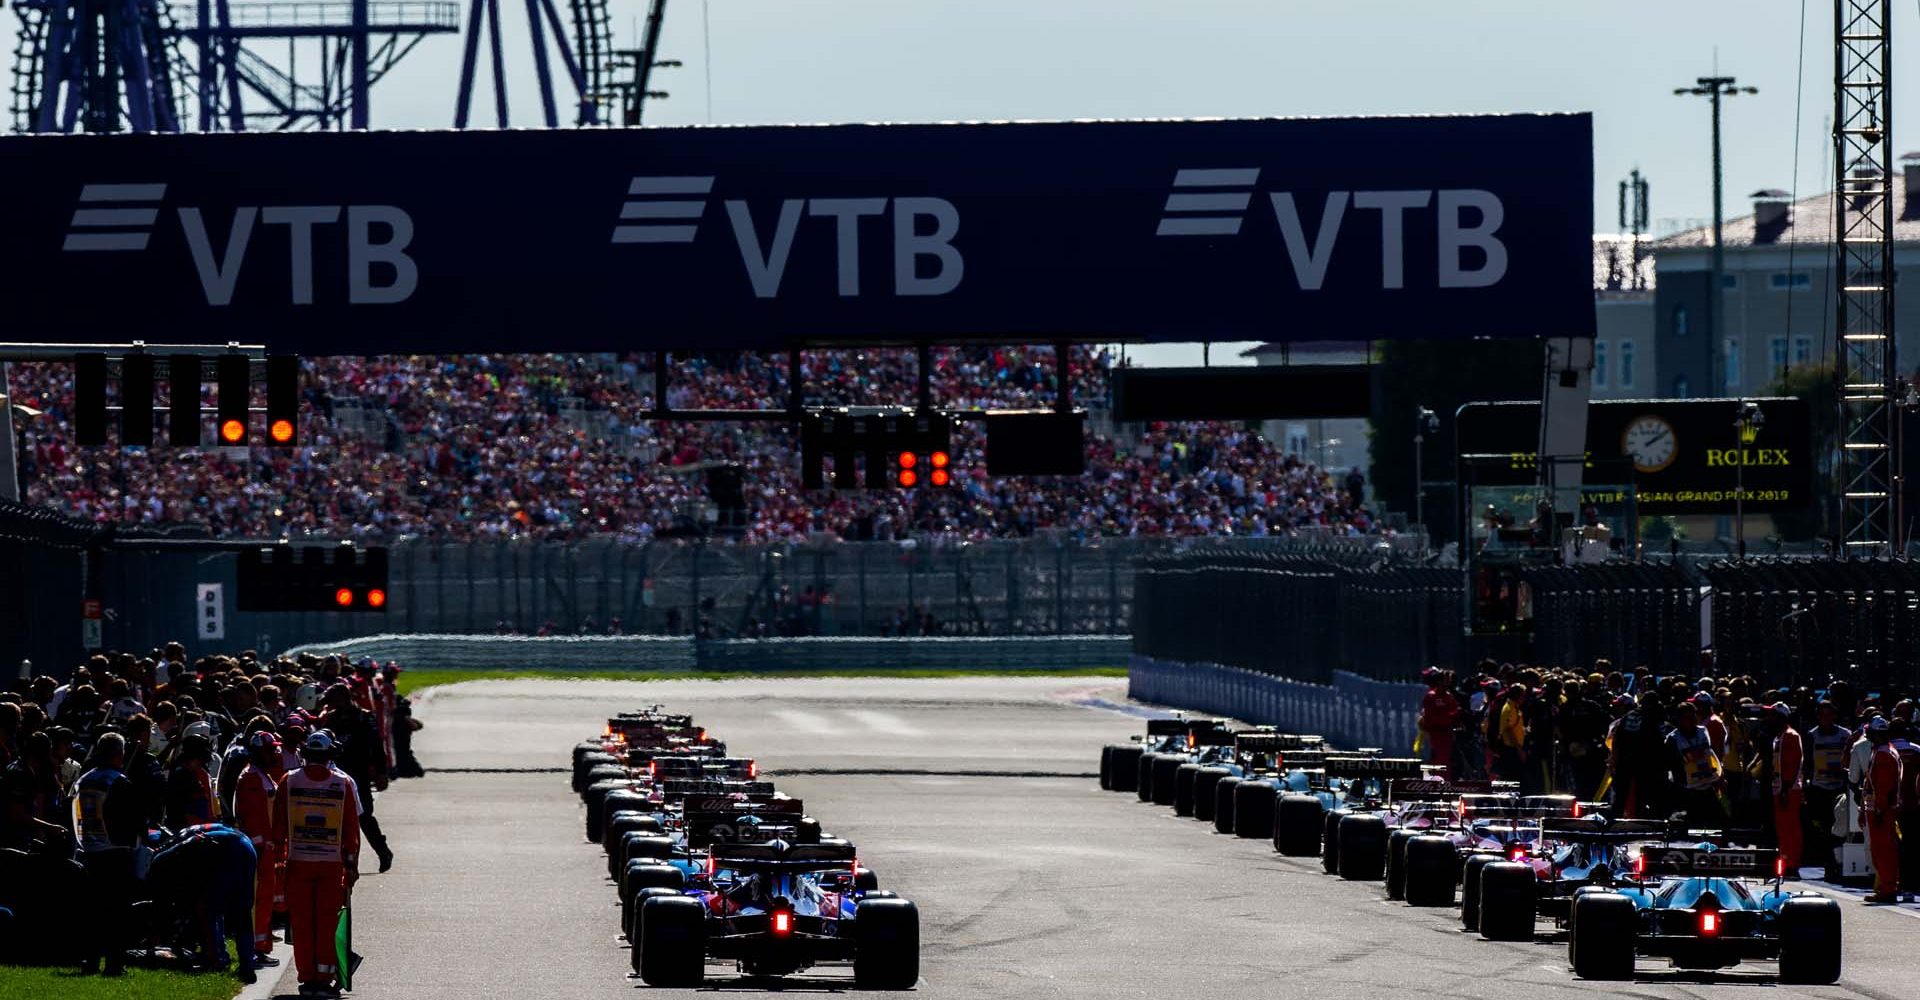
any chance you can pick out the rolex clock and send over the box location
[1622,415,1677,474]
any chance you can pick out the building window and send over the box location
[1770,336,1789,374]
[1619,341,1636,389]
[1673,305,1690,338]
[1673,375,1691,398]
[1593,340,1609,389]
[1770,272,1812,291]
[1721,273,1740,290]
[1724,337,1741,391]
[1793,335,1814,367]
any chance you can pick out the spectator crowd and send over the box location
[1417,660,1920,903]
[4,347,1379,544]
[0,644,421,986]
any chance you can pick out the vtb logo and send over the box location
[612,175,964,299]
[1155,167,1510,291]
[64,182,419,306]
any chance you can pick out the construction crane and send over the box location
[1833,0,1898,556]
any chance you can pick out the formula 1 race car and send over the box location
[1462,815,1682,939]
[1205,731,1329,837]
[632,839,919,989]
[1565,844,1841,984]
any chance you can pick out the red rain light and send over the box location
[1572,801,1582,818]
[706,854,717,877]
[333,587,355,608]
[771,910,792,936]
[1633,854,1646,876]
[1510,845,1527,861]
[1699,911,1719,936]
[748,760,758,779]
[1775,857,1785,878]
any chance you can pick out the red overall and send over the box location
[1770,726,1804,871]
[274,765,360,985]
[233,764,279,957]
[1863,742,1903,899]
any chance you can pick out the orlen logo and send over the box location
[1156,167,1510,291]
[65,183,419,306]
[612,175,962,299]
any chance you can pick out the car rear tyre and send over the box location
[637,895,706,986]
[1173,763,1202,816]
[626,885,681,948]
[1337,815,1388,881]
[1213,776,1242,833]
[1151,755,1182,807]
[1568,891,1634,981]
[1777,897,1842,985]
[1108,746,1142,793]
[1099,745,1114,790]
[1477,861,1536,941]
[1403,836,1458,907]
[1192,767,1231,823]
[853,867,880,892]
[1321,809,1351,874]
[617,834,677,883]
[854,897,920,990]
[1460,854,1497,931]
[1136,752,1160,802]
[1274,794,1324,857]
[1385,829,1415,899]
[1233,780,1277,840]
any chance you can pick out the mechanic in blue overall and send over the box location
[149,823,262,984]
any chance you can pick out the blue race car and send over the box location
[1566,843,1841,983]
[632,839,918,989]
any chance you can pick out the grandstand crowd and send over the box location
[0,645,418,980]
[4,348,1375,543]
[1418,660,1920,900]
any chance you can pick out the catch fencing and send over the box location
[0,501,102,676]
[287,633,1128,672]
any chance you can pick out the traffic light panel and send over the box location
[266,355,298,446]
[237,544,389,612]
[168,354,200,446]
[121,353,154,447]
[74,353,107,446]
[800,409,952,490]
[217,354,249,444]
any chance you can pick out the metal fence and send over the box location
[0,501,103,676]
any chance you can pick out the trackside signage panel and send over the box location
[0,115,1593,353]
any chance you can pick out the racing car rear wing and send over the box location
[1322,756,1427,780]
[714,842,857,873]
[659,779,777,798]
[1232,732,1326,753]
[1389,777,1493,800]
[1537,816,1687,842]
[1637,846,1782,878]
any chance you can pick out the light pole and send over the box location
[1675,77,1756,394]
[1414,406,1439,528]
[1734,400,1764,557]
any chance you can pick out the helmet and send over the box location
[300,730,337,757]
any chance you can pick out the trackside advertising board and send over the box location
[0,115,1593,354]
[1457,397,1812,514]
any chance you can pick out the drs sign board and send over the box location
[0,114,1593,354]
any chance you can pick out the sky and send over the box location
[4,1,1907,365]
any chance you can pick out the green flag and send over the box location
[335,906,363,991]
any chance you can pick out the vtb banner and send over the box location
[0,114,1593,354]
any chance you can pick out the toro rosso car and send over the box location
[1567,844,1841,984]
[633,840,919,989]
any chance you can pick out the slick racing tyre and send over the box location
[1337,815,1388,881]
[1108,746,1142,794]
[1568,891,1634,981]
[1273,794,1324,857]
[1321,809,1352,874]
[1150,755,1183,807]
[1232,780,1277,839]
[853,867,880,892]
[854,897,921,990]
[1192,767,1232,823]
[1099,745,1115,790]
[637,895,706,986]
[616,834,676,883]
[1403,835,1458,907]
[1460,854,1498,932]
[624,880,683,946]
[603,811,662,856]
[575,752,619,793]
[1385,829,1415,899]
[1477,861,1536,941]
[1173,763,1202,816]
[583,780,630,843]
[1777,897,1842,985]
[1212,776,1242,834]
[1136,752,1160,802]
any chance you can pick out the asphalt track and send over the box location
[271,675,1920,1000]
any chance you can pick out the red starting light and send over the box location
[930,468,951,487]
[269,418,295,443]
[896,451,917,469]
[898,469,918,488]
[366,588,387,609]
[1698,910,1719,936]
[930,451,950,469]
[333,587,355,608]
[771,910,792,936]
[220,418,247,444]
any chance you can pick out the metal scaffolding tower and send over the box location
[452,0,670,127]
[1834,0,1898,556]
